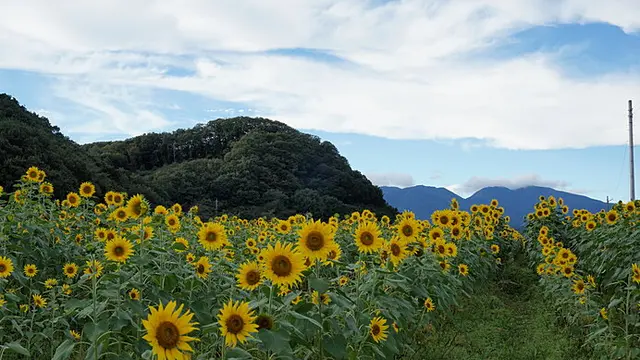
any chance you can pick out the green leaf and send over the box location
[4,341,30,356]
[52,339,76,360]
[289,310,323,329]
[226,347,252,359]
[309,277,330,294]
[257,329,292,355]
[323,334,347,359]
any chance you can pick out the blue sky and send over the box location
[1,1,639,203]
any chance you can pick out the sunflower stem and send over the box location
[92,269,98,360]
[315,259,323,360]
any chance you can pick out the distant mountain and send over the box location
[381,185,611,228]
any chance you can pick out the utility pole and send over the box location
[630,100,636,201]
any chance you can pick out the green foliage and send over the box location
[0,94,397,220]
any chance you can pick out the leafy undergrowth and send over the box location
[415,258,592,360]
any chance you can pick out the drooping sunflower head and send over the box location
[0,256,14,278]
[261,241,306,287]
[39,182,54,195]
[197,222,228,251]
[126,194,148,219]
[194,256,212,279]
[254,314,274,330]
[354,221,383,254]
[236,261,262,291]
[369,316,389,343]
[83,260,104,279]
[142,301,199,359]
[218,299,259,347]
[297,220,335,261]
[104,236,135,263]
[79,182,96,198]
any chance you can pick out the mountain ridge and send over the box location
[380,184,611,228]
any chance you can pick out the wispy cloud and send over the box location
[366,172,415,188]
[1,1,639,148]
[446,173,578,197]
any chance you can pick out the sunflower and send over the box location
[185,253,196,264]
[631,263,640,284]
[311,291,331,305]
[369,316,389,343]
[396,217,420,242]
[39,182,54,196]
[129,288,141,301]
[324,241,342,265]
[254,314,275,330]
[458,263,469,276]
[83,260,104,279]
[26,166,41,181]
[428,227,444,243]
[105,236,135,263]
[261,241,307,287]
[111,207,129,222]
[276,220,291,234]
[126,194,148,219]
[490,244,500,254]
[388,237,409,268]
[32,294,47,308]
[354,221,383,254]
[218,299,259,347]
[236,261,262,291]
[44,278,58,289]
[171,203,183,215]
[338,276,349,286]
[572,279,586,295]
[297,220,334,262]
[600,307,608,320]
[142,301,199,359]
[174,237,189,252]
[424,297,436,312]
[62,263,78,279]
[154,205,168,215]
[66,192,81,207]
[165,214,181,233]
[197,222,228,251]
[0,256,14,278]
[585,220,597,231]
[62,284,72,295]
[562,265,574,278]
[79,182,95,198]
[24,264,38,277]
[70,330,81,341]
[194,256,212,279]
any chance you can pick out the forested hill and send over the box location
[0,93,397,220]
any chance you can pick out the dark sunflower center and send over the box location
[577,283,584,290]
[439,262,446,269]
[452,228,460,236]
[440,216,449,225]
[328,250,337,259]
[206,231,217,242]
[66,267,74,274]
[132,202,141,215]
[305,231,325,251]
[272,255,292,277]
[0,264,5,272]
[564,268,571,274]
[114,246,125,257]
[360,232,374,246]
[114,196,122,203]
[437,245,445,254]
[608,215,615,221]
[29,171,38,178]
[255,315,273,330]
[226,314,245,334]
[107,195,114,202]
[156,321,180,349]
[246,270,260,285]
[401,225,413,237]
[82,187,90,194]
[169,219,176,226]
[390,244,401,256]
[107,234,116,241]
[281,225,287,230]
[27,268,34,274]
[197,264,205,273]
[69,197,77,204]
[372,325,381,336]
[117,211,126,218]
[562,253,569,259]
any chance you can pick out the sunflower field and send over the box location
[522,195,640,359]
[0,167,520,359]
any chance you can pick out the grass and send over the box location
[414,257,591,360]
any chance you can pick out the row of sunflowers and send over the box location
[0,167,519,359]
[522,195,640,360]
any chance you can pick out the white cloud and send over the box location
[1,1,640,149]
[366,172,416,188]
[446,173,576,197]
